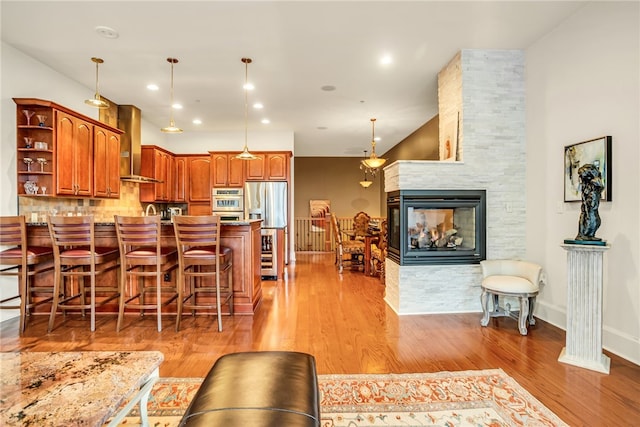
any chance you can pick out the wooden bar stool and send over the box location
[173,215,233,332]
[0,215,54,333]
[47,215,120,332]
[114,215,178,332]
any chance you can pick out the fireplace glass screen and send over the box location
[387,190,486,265]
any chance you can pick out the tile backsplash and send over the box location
[19,182,145,222]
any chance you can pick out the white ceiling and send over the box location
[1,1,585,156]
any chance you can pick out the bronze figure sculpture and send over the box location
[575,163,604,242]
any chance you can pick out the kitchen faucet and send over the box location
[145,204,157,216]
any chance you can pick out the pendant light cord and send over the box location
[94,60,100,97]
[169,58,176,125]
[370,118,377,157]
[244,59,249,150]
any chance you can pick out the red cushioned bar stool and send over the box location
[47,215,120,332]
[0,215,54,333]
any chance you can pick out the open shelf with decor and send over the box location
[16,101,55,197]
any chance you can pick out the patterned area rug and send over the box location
[111,369,567,426]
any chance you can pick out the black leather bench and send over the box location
[178,351,320,427]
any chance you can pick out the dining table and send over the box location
[343,229,379,275]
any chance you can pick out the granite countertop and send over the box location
[0,351,163,427]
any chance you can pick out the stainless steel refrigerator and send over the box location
[244,181,288,228]
[244,181,288,278]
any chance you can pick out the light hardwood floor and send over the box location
[1,252,639,425]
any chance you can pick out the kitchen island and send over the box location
[26,219,262,316]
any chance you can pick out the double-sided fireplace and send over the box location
[387,189,486,265]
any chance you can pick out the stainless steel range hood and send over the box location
[118,105,162,183]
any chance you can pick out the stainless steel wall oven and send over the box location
[211,188,244,220]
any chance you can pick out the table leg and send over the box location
[364,236,372,275]
[107,367,159,427]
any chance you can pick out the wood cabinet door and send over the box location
[93,128,120,198]
[165,154,175,201]
[188,156,211,202]
[106,131,121,198]
[228,155,245,187]
[174,156,187,202]
[188,202,211,216]
[245,154,266,181]
[211,153,229,187]
[153,150,165,200]
[74,119,93,197]
[56,113,75,195]
[266,153,289,180]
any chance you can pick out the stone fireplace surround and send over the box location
[383,49,526,315]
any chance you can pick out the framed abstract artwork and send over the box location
[564,136,612,202]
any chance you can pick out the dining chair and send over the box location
[353,211,371,241]
[370,219,387,283]
[47,215,120,332]
[0,215,54,333]
[114,215,178,332]
[173,215,233,332]
[331,213,365,273]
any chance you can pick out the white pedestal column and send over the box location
[559,243,610,374]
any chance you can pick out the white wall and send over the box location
[526,2,640,364]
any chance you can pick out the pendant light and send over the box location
[361,118,386,170]
[359,150,373,188]
[161,57,182,133]
[236,57,258,160]
[84,57,109,109]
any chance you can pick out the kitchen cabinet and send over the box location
[188,203,211,216]
[265,152,290,180]
[188,156,211,202]
[93,127,121,198]
[175,155,210,212]
[139,146,174,202]
[56,111,93,197]
[244,153,266,180]
[14,98,123,199]
[244,152,291,181]
[26,221,263,315]
[210,152,244,188]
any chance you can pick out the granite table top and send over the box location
[0,351,164,427]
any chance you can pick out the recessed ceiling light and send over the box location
[95,26,119,39]
[147,84,159,91]
[321,85,336,91]
[243,83,255,91]
[380,54,393,65]
[261,118,270,124]
[192,119,202,125]
[172,103,183,109]
[253,102,264,109]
